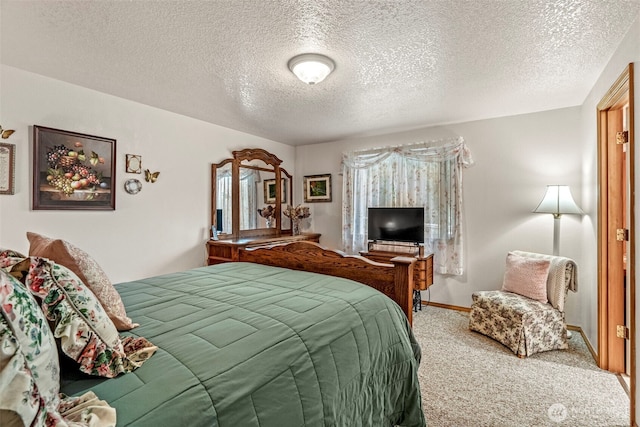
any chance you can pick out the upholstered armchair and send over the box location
[469,250,578,358]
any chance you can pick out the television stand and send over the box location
[359,241,433,311]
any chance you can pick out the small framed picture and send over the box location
[0,143,16,195]
[33,125,116,210]
[264,178,287,204]
[126,154,142,173]
[304,174,332,203]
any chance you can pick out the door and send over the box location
[597,63,635,424]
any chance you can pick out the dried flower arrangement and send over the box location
[283,204,310,220]
[283,204,311,235]
[258,205,275,221]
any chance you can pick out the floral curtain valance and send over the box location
[342,137,474,168]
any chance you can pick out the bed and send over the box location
[55,242,425,426]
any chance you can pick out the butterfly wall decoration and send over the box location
[144,169,160,183]
[0,125,15,139]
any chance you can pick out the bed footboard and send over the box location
[238,241,416,325]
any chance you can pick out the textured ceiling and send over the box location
[1,1,639,146]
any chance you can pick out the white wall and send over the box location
[0,66,295,283]
[296,107,584,322]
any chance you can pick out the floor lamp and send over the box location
[533,185,584,256]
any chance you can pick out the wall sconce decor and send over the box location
[0,125,15,139]
[144,169,160,183]
[126,154,142,173]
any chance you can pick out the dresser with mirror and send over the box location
[206,148,320,264]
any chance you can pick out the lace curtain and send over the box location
[239,169,260,230]
[216,169,233,233]
[341,137,474,275]
[217,168,260,232]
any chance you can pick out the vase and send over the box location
[292,220,301,236]
[265,218,273,228]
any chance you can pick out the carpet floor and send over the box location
[412,305,629,427]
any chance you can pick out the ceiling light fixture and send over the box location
[288,53,335,85]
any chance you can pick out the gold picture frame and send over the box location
[0,143,16,195]
[303,174,332,202]
[126,154,142,173]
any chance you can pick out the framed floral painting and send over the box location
[33,125,116,210]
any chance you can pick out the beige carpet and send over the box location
[412,306,629,427]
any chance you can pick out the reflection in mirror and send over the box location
[239,168,261,230]
[216,163,233,233]
[240,160,275,231]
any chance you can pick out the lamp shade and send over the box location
[533,185,584,217]
[288,53,335,84]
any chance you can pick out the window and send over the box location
[342,137,473,275]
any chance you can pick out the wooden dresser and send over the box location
[207,233,321,265]
[360,244,433,291]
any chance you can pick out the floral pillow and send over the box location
[0,248,27,261]
[0,249,31,284]
[24,257,155,378]
[0,269,60,426]
[27,232,138,331]
[1,312,117,426]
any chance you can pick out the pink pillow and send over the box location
[501,252,550,303]
[27,232,138,330]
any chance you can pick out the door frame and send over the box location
[597,63,635,424]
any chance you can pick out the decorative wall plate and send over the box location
[124,178,142,194]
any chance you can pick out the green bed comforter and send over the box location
[60,262,425,427]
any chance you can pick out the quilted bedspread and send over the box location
[60,262,425,427]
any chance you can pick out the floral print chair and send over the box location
[469,250,577,358]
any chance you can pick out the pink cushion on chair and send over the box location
[501,252,550,303]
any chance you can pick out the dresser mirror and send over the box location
[211,148,292,239]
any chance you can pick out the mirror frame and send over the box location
[211,148,292,240]
[280,168,292,233]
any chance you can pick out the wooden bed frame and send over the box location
[238,241,417,325]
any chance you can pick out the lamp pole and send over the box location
[553,213,561,256]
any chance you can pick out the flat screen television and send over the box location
[367,207,425,243]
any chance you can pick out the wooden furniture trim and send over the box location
[207,233,321,264]
[238,241,416,325]
[597,63,635,425]
[597,63,634,367]
[360,247,433,291]
[211,148,291,239]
